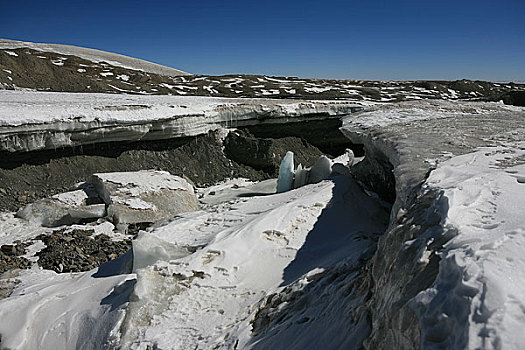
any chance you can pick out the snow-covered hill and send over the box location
[0,39,190,77]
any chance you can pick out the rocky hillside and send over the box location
[1,40,524,103]
[0,38,189,77]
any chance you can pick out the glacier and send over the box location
[0,95,524,349]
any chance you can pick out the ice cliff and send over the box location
[0,91,362,153]
[340,100,525,348]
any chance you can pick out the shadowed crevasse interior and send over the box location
[0,119,362,212]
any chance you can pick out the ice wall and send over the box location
[338,100,525,349]
[0,92,362,152]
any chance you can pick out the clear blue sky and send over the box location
[1,0,524,81]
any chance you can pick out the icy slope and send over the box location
[0,173,389,349]
[0,38,189,77]
[0,263,134,349]
[0,91,362,152]
[341,100,525,348]
[117,173,390,349]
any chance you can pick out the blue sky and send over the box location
[1,0,524,81]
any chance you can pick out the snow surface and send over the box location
[0,91,362,152]
[0,266,134,349]
[0,91,362,127]
[95,170,191,196]
[340,99,525,348]
[414,141,525,349]
[119,174,389,349]
[0,172,389,349]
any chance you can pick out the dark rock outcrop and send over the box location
[502,91,525,106]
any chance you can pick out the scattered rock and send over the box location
[36,228,132,273]
[0,243,32,274]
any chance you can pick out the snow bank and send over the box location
[117,174,389,348]
[0,267,134,349]
[414,142,525,349]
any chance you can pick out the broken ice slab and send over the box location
[89,170,199,225]
[16,187,106,227]
[68,204,106,219]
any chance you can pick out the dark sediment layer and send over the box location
[224,130,324,176]
[242,119,364,157]
[0,132,265,212]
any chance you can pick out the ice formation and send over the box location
[277,152,353,193]
[308,155,333,184]
[293,163,308,189]
[276,151,295,193]
[0,91,362,152]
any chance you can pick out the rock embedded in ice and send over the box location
[276,151,295,193]
[308,155,333,184]
[89,170,198,224]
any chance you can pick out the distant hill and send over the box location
[1,39,524,104]
[0,39,190,77]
